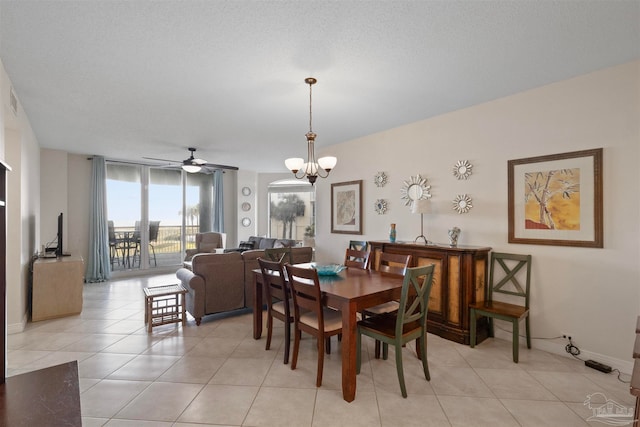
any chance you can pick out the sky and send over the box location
[107,180,199,227]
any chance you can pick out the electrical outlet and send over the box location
[562,332,572,340]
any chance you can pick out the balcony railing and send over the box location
[111,225,199,270]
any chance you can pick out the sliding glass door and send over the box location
[148,167,183,268]
[106,163,221,273]
[106,164,142,271]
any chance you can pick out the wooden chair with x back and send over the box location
[469,252,532,363]
[357,264,435,398]
[344,248,371,270]
[362,252,412,358]
[264,247,293,264]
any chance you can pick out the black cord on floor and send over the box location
[565,338,630,384]
[492,326,631,384]
[565,338,582,360]
[494,323,562,340]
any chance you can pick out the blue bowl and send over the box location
[312,263,346,276]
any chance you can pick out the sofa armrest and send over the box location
[177,267,204,292]
[176,267,205,322]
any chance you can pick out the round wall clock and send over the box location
[241,187,251,196]
[453,194,473,214]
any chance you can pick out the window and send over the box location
[267,180,315,242]
[106,162,222,271]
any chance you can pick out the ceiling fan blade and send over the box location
[202,163,239,171]
[142,149,238,171]
[143,156,180,164]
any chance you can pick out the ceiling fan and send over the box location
[144,147,238,173]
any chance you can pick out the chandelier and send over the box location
[285,77,337,184]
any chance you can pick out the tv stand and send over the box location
[32,255,84,321]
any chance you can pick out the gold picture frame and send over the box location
[508,148,603,248]
[331,180,363,235]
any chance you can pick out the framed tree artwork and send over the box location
[331,180,363,234]
[508,148,603,248]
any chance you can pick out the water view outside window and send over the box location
[106,163,210,271]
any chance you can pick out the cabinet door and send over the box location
[415,254,444,318]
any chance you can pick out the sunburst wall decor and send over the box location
[374,171,388,187]
[400,174,431,206]
[374,199,388,214]
[453,194,473,214]
[453,160,473,180]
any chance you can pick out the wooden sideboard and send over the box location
[369,241,491,345]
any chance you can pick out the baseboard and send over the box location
[7,312,28,335]
[493,329,633,375]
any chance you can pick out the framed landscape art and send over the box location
[331,180,363,234]
[508,148,603,248]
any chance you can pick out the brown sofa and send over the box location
[176,246,313,325]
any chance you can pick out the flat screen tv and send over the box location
[55,212,64,257]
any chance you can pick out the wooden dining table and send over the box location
[253,264,405,402]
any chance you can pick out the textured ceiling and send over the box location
[1,1,639,172]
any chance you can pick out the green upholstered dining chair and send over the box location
[285,263,343,387]
[264,247,293,264]
[356,264,435,398]
[469,252,532,363]
[258,257,293,364]
[349,240,369,251]
[344,248,370,270]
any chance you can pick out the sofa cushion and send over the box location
[248,236,263,247]
[258,238,277,249]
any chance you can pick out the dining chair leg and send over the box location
[374,340,382,359]
[316,337,325,387]
[525,315,531,349]
[291,329,301,370]
[283,321,291,364]
[325,337,331,355]
[512,319,519,363]
[395,342,407,398]
[418,335,430,381]
[382,342,389,360]
[265,312,273,351]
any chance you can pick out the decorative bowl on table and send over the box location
[312,263,346,276]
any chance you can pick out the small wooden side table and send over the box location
[143,284,188,332]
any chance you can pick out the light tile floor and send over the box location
[7,273,634,426]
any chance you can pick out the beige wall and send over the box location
[312,60,639,370]
[1,54,638,372]
[1,58,41,334]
